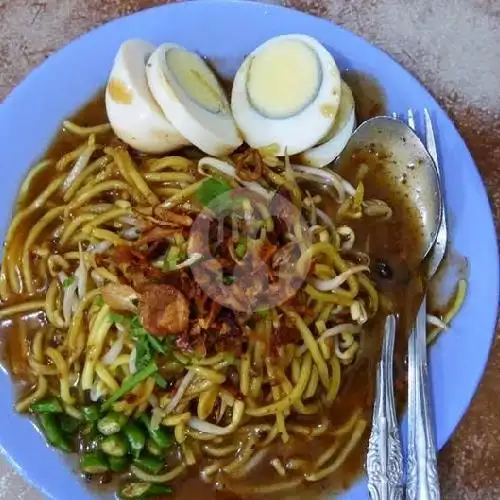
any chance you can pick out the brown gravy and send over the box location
[1,82,425,499]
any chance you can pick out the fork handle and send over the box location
[406,297,440,500]
[367,315,404,500]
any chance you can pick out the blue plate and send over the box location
[0,1,498,498]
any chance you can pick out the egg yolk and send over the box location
[246,39,321,119]
[165,48,226,114]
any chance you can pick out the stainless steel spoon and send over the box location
[335,116,443,499]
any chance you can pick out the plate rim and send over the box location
[0,1,498,498]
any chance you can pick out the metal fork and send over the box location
[399,108,446,500]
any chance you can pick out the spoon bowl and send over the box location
[335,116,443,265]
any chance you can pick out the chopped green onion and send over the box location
[95,296,105,306]
[63,276,76,288]
[162,247,180,271]
[235,241,247,259]
[101,362,158,411]
[153,373,168,389]
[196,178,232,208]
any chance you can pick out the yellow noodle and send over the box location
[358,274,379,313]
[333,408,363,436]
[427,279,467,344]
[46,347,75,404]
[188,366,226,385]
[95,362,120,392]
[239,353,251,396]
[63,120,111,136]
[144,156,194,172]
[297,242,359,297]
[81,226,128,246]
[29,359,58,376]
[21,206,64,293]
[81,305,112,390]
[15,376,48,412]
[182,442,197,466]
[109,354,131,372]
[63,404,83,420]
[304,365,319,399]
[66,180,138,213]
[45,280,65,328]
[246,353,312,417]
[60,214,97,244]
[93,267,119,283]
[31,329,45,363]
[130,464,185,483]
[230,477,303,495]
[162,413,191,426]
[223,436,258,474]
[143,172,196,184]
[175,422,187,444]
[66,289,100,352]
[47,255,70,276]
[326,354,342,403]
[63,156,111,201]
[305,419,367,482]
[17,160,53,207]
[197,385,219,420]
[282,309,329,389]
[160,180,205,209]
[56,143,87,171]
[110,147,159,205]
[0,300,45,320]
[304,284,354,305]
[203,443,238,458]
[81,207,131,232]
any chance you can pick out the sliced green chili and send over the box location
[97,412,128,435]
[100,433,129,457]
[38,414,72,453]
[101,362,158,412]
[31,397,63,414]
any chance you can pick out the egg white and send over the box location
[231,34,342,156]
[146,44,242,156]
[299,81,356,167]
[105,39,189,154]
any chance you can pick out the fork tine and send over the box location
[423,108,438,166]
[407,108,416,131]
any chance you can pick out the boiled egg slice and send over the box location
[105,39,190,154]
[298,81,356,167]
[146,44,242,156]
[231,34,341,156]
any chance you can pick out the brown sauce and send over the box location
[1,79,425,499]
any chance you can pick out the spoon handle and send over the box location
[367,314,404,500]
[406,297,440,500]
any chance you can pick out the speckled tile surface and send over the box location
[0,0,498,499]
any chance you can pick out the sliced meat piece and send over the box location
[139,284,189,336]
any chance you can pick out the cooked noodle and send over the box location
[0,112,467,498]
